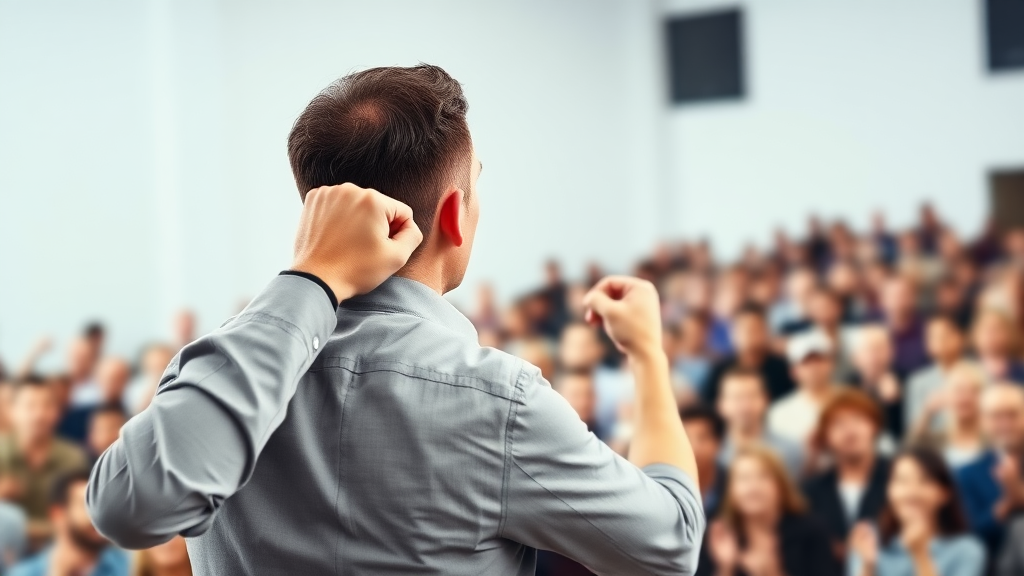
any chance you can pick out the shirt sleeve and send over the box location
[500,365,706,576]
[86,273,337,549]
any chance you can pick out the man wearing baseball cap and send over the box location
[768,330,840,447]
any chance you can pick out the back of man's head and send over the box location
[288,64,473,243]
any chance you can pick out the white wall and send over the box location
[0,0,662,366]
[2,0,1022,368]
[660,0,1024,257]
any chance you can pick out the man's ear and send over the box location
[437,188,465,247]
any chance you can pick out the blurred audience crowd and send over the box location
[472,204,1024,576]
[0,314,195,575]
[1,203,1024,576]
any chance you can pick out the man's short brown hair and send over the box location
[287,64,473,237]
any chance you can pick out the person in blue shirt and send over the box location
[0,501,27,573]
[849,446,985,576]
[10,469,127,576]
[955,383,1024,562]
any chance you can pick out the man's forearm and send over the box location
[627,348,699,483]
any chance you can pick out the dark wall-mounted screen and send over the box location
[987,0,1024,72]
[666,9,745,105]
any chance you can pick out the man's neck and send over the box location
[737,349,765,367]
[730,423,763,446]
[889,314,914,333]
[800,382,832,404]
[395,250,450,296]
[743,510,780,534]
[836,453,875,485]
[861,369,885,386]
[981,355,1009,374]
[949,416,980,442]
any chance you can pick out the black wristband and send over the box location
[279,270,339,310]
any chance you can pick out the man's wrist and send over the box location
[627,345,668,368]
[279,270,345,309]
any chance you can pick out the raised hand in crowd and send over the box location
[848,522,879,576]
[707,520,740,576]
[992,454,1024,520]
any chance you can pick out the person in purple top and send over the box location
[880,275,929,377]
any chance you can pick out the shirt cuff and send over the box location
[279,270,338,309]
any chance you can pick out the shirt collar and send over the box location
[339,277,478,340]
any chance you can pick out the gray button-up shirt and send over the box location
[88,275,704,575]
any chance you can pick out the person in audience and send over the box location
[86,404,127,463]
[65,337,99,409]
[9,469,128,576]
[905,315,968,433]
[909,362,988,470]
[880,275,929,377]
[801,287,856,379]
[514,337,556,382]
[672,312,716,398]
[558,322,632,439]
[58,357,130,443]
[538,259,571,338]
[700,445,840,576]
[123,343,175,416]
[935,275,973,330]
[897,230,945,289]
[717,369,803,479]
[774,267,818,336]
[803,389,890,563]
[553,370,597,433]
[680,404,728,517]
[0,501,27,573]
[829,259,870,322]
[850,324,905,439]
[704,304,796,404]
[469,282,500,332]
[870,212,898,265]
[0,377,87,546]
[970,308,1024,384]
[768,331,839,447]
[956,383,1024,558]
[848,446,985,576]
[131,536,191,576]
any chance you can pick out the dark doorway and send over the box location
[991,169,1024,231]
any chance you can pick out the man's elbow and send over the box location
[642,531,703,576]
[86,483,158,549]
[87,482,217,549]
[86,451,215,549]
[645,501,706,575]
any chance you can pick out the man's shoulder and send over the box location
[802,467,837,493]
[325,310,543,400]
